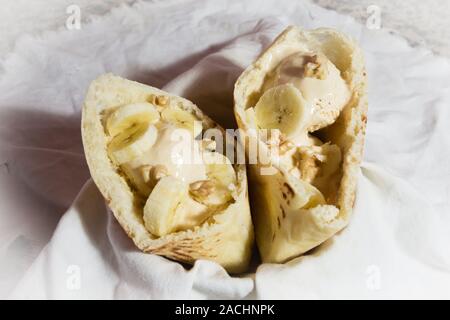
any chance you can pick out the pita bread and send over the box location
[82,74,253,273]
[234,26,367,263]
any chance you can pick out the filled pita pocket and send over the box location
[234,26,367,263]
[82,74,253,273]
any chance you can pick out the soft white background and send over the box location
[0,0,449,299]
[1,0,449,59]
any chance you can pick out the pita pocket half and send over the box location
[82,74,253,273]
[234,26,367,263]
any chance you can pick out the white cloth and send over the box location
[1,0,449,299]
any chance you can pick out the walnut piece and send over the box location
[189,180,215,197]
[150,165,168,182]
[201,139,217,152]
[156,95,169,106]
[139,164,168,187]
[147,94,169,106]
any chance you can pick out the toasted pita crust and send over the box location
[234,26,367,263]
[82,74,253,273]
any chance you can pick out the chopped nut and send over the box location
[147,94,157,104]
[265,129,281,147]
[303,55,327,80]
[189,180,232,206]
[201,139,216,152]
[277,132,294,155]
[279,140,295,155]
[156,95,169,106]
[189,180,215,197]
[298,154,320,183]
[139,164,168,186]
[298,145,326,162]
[139,165,153,183]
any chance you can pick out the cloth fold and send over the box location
[1,0,449,299]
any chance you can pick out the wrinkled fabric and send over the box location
[1,0,449,299]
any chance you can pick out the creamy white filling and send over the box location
[256,52,348,189]
[272,57,349,108]
[128,122,207,183]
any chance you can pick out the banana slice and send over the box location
[203,152,236,188]
[283,178,325,210]
[107,102,160,137]
[108,123,157,164]
[254,84,311,138]
[161,106,199,132]
[143,176,188,237]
